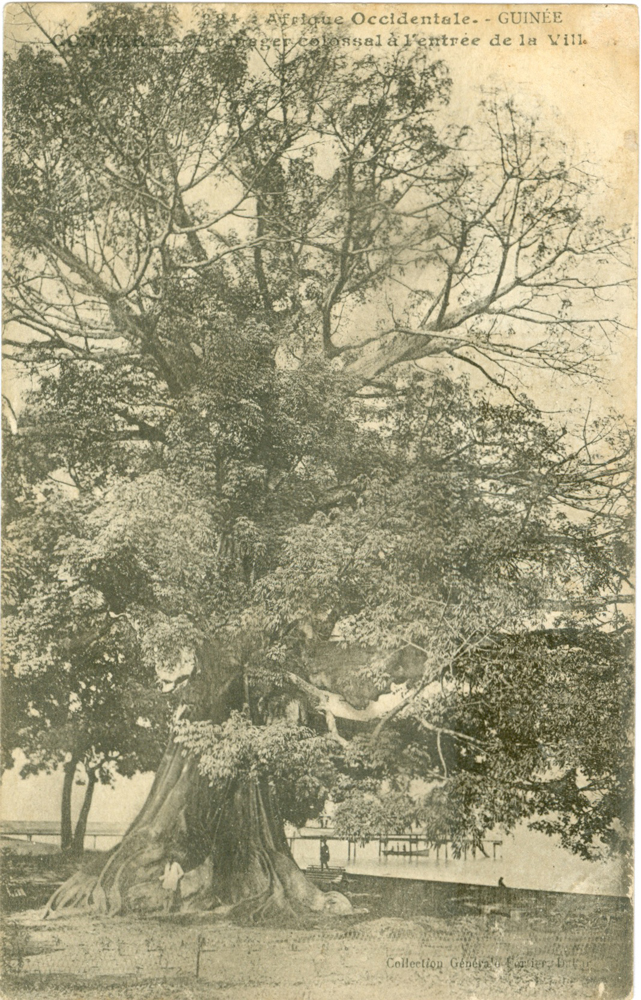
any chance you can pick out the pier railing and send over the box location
[288,827,503,862]
[0,820,127,850]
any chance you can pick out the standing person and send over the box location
[160,857,184,914]
[320,838,330,872]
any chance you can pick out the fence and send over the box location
[0,820,127,851]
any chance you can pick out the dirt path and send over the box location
[1,897,632,1000]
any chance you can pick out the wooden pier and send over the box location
[288,825,503,864]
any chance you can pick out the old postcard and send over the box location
[1,3,636,998]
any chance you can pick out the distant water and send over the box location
[291,827,627,897]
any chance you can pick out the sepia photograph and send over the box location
[1,4,637,998]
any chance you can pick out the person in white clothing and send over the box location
[160,858,184,914]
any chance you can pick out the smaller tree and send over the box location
[2,448,171,852]
[2,653,170,853]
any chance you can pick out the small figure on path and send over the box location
[320,838,330,871]
[160,857,184,914]
[498,876,506,888]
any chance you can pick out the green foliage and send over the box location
[174,711,339,828]
[2,456,172,784]
[409,630,634,860]
[334,791,419,842]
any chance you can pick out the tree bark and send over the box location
[45,671,351,920]
[60,757,78,852]
[71,769,98,855]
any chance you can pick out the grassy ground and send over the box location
[0,838,60,856]
[0,869,632,1000]
[1,850,82,913]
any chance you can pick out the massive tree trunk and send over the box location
[45,743,349,919]
[45,669,351,920]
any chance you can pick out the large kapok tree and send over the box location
[3,6,633,919]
